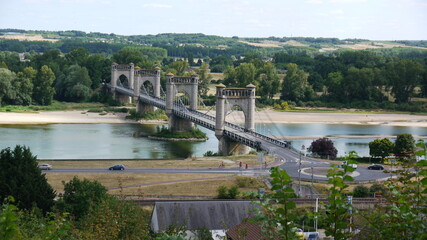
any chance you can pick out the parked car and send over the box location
[341,161,357,169]
[367,164,384,170]
[109,164,125,170]
[38,164,52,170]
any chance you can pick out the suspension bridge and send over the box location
[107,63,302,160]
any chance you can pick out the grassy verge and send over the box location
[45,172,264,197]
[37,155,275,169]
[0,101,109,113]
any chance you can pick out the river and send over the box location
[1,123,426,159]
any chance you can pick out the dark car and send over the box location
[367,164,384,170]
[109,164,125,170]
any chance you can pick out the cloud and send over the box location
[329,0,367,3]
[306,0,324,4]
[142,3,172,8]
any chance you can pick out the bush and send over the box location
[236,176,263,188]
[217,186,239,199]
[353,185,370,198]
[369,183,388,198]
[152,126,207,139]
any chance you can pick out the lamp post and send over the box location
[298,145,305,197]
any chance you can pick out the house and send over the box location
[150,200,260,239]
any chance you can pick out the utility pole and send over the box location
[298,145,305,197]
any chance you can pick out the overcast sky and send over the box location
[0,0,426,40]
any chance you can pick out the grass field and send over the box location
[40,155,272,196]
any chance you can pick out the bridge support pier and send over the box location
[217,136,251,155]
[116,94,132,105]
[168,115,194,132]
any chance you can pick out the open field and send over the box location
[45,172,264,196]
[0,34,59,42]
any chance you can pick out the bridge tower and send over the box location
[111,63,134,104]
[166,73,199,132]
[134,67,161,113]
[215,84,256,155]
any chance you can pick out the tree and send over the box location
[57,177,108,221]
[281,63,312,102]
[56,64,92,101]
[0,68,16,106]
[394,133,415,159]
[258,62,280,100]
[196,63,212,96]
[33,65,55,105]
[65,47,89,66]
[386,59,424,103]
[112,47,153,69]
[13,67,36,105]
[82,54,111,89]
[168,60,189,76]
[369,138,395,162]
[0,145,56,213]
[308,137,338,159]
[325,71,344,101]
[223,63,256,87]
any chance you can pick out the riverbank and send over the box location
[0,109,427,127]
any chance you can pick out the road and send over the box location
[44,161,391,182]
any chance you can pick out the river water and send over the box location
[1,123,426,159]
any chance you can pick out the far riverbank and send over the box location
[1,110,427,127]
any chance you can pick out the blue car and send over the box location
[109,164,125,170]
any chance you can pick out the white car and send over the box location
[38,163,52,170]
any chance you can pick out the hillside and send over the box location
[1,29,426,58]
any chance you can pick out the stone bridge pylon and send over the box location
[166,73,199,132]
[110,63,161,112]
[215,84,256,155]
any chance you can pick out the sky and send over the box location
[0,0,426,40]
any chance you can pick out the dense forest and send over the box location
[0,29,426,112]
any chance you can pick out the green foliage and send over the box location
[0,145,56,213]
[152,126,207,139]
[281,63,312,102]
[0,197,23,240]
[0,68,16,107]
[360,140,427,239]
[56,64,92,101]
[57,177,108,221]
[79,195,151,240]
[126,109,168,121]
[33,65,55,105]
[353,185,370,198]
[394,133,415,159]
[235,176,264,188]
[217,185,239,199]
[273,101,294,111]
[369,138,395,161]
[322,152,356,240]
[252,167,298,240]
[112,47,154,69]
[387,59,424,103]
